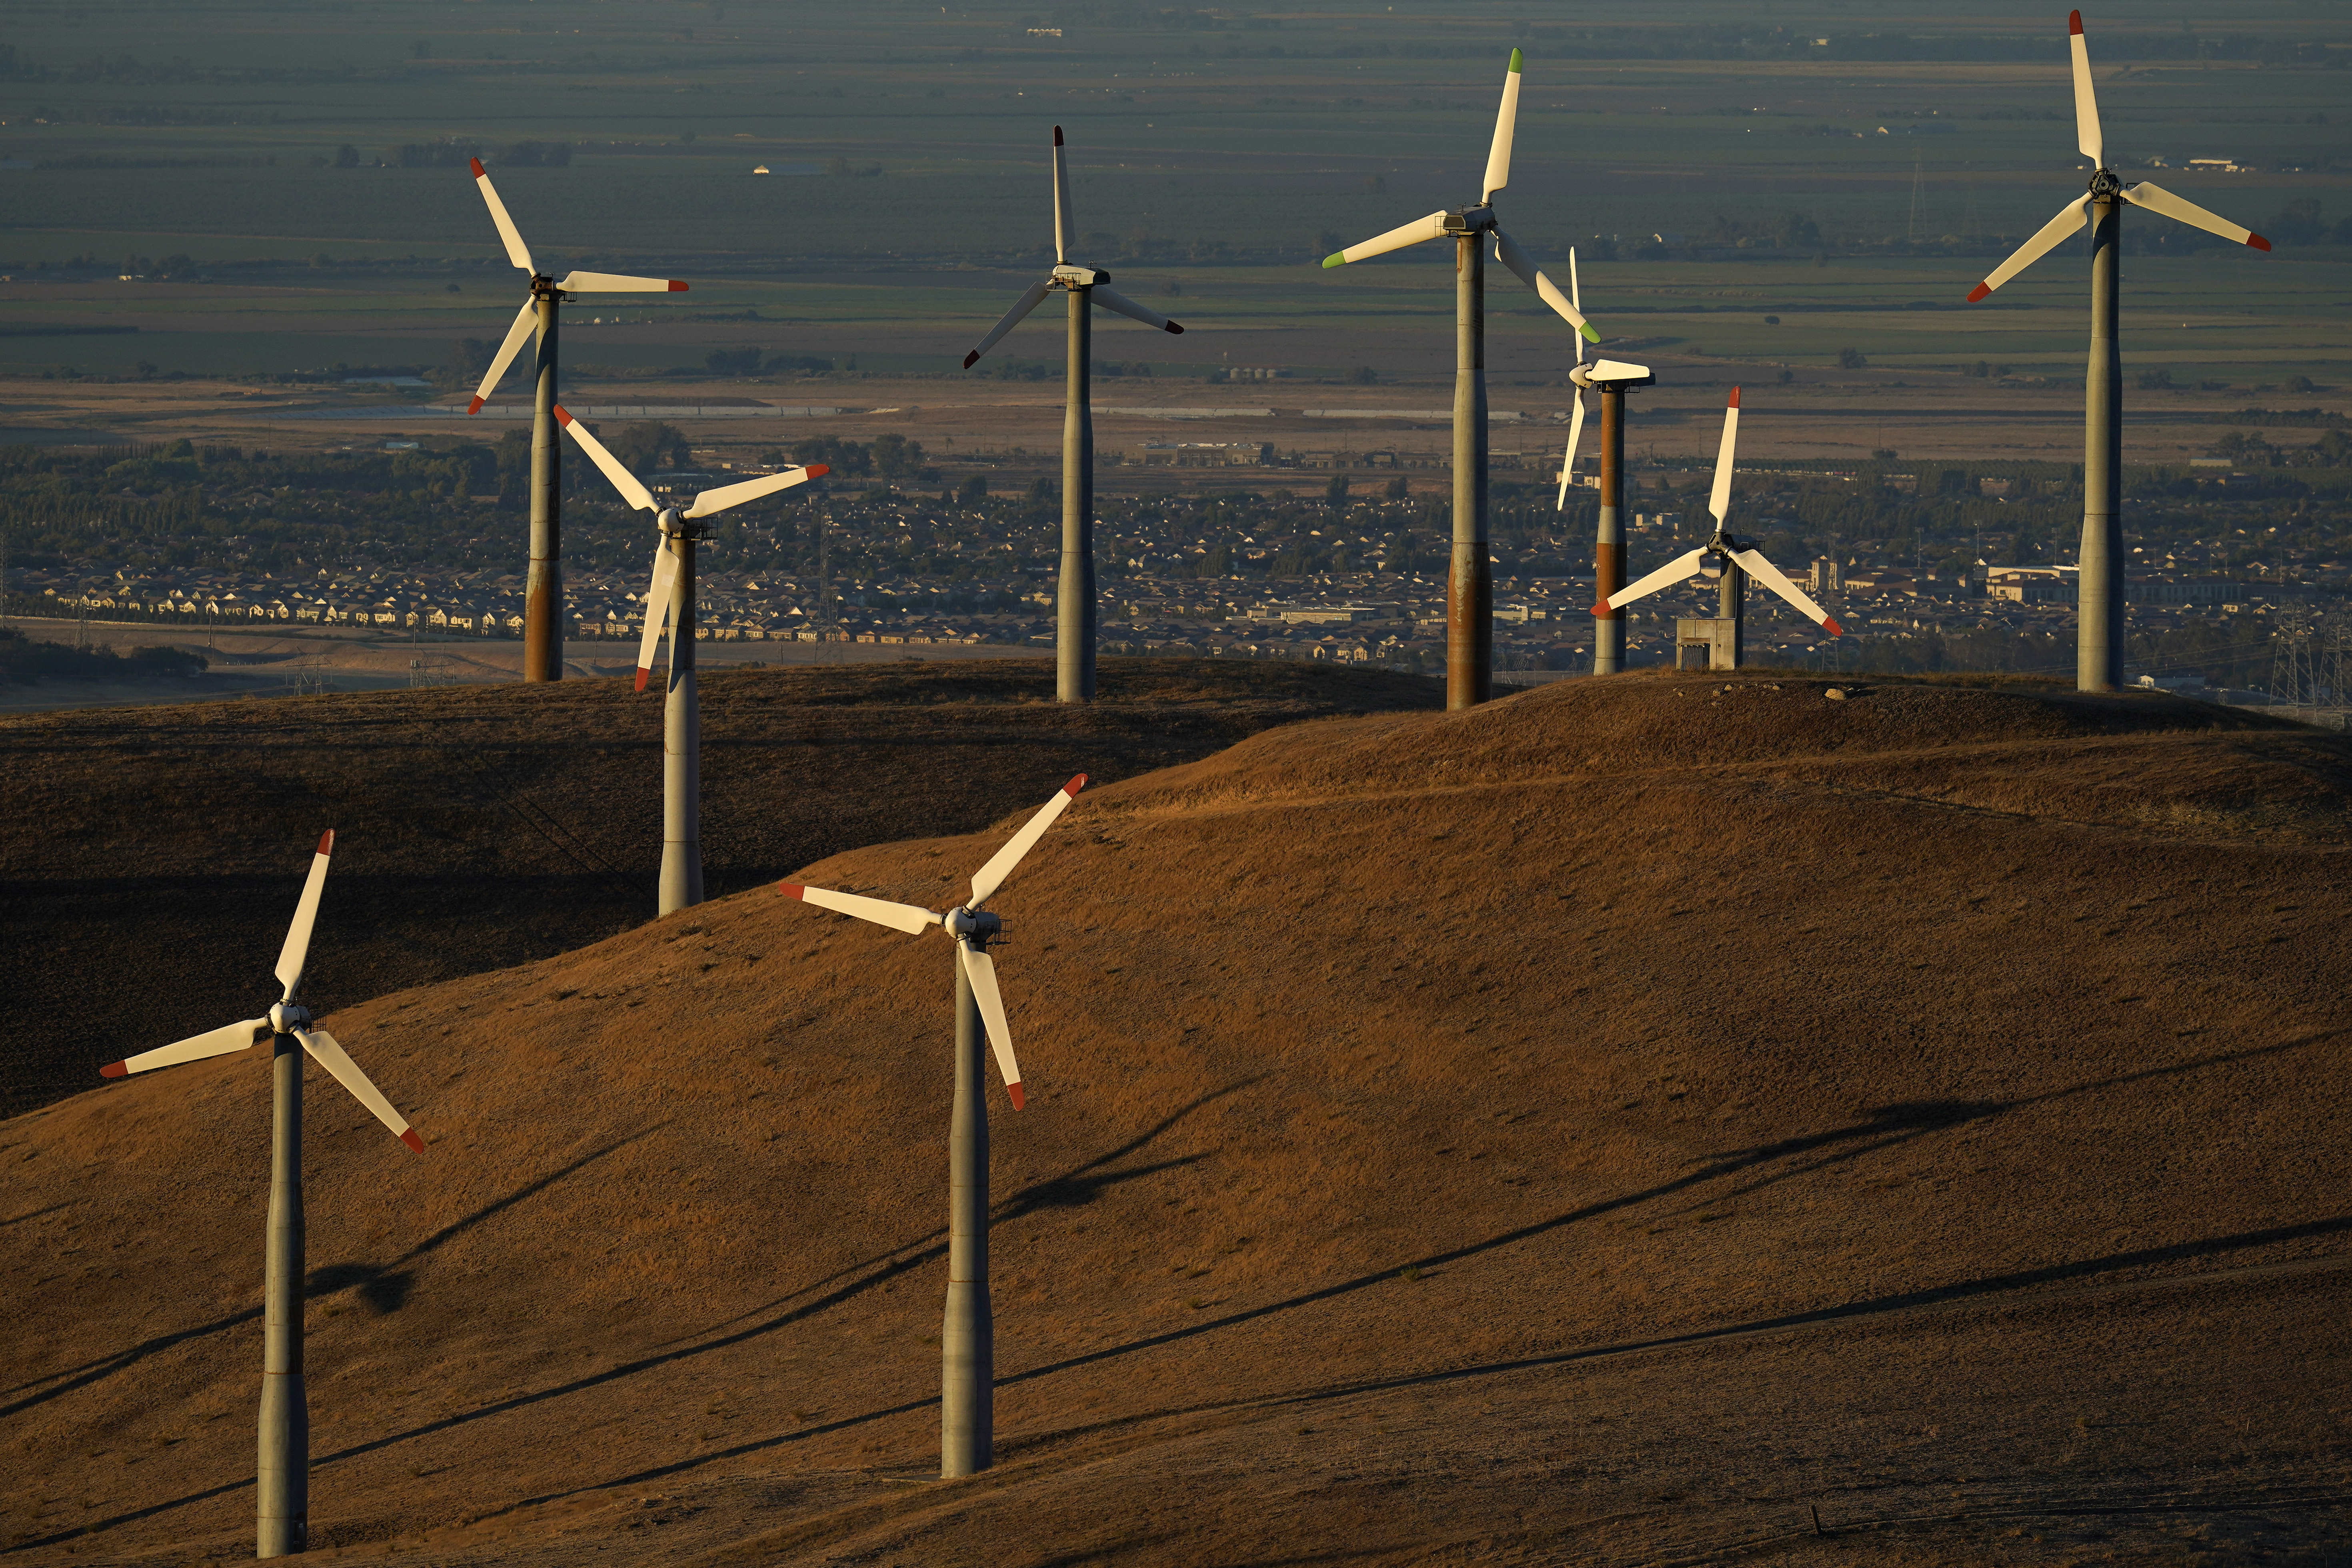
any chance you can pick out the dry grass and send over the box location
[0,657,1440,1117]
[2,670,2348,1564]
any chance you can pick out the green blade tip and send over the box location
[1508,47,1523,72]
[1321,252,1348,269]
[1580,322,1601,344]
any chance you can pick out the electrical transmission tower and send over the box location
[2269,607,2320,714]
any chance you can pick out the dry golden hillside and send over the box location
[0,657,1440,1118]
[5,672,2348,1565]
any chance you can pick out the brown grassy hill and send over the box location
[0,657,1440,1118]
[5,671,2349,1566]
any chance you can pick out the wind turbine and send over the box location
[1322,48,1600,710]
[463,157,690,683]
[780,775,1086,1478]
[1595,389,1841,669]
[97,832,421,1559]
[553,405,826,917]
[962,127,1183,705]
[1964,10,2269,692]
[1547,251,1655,675]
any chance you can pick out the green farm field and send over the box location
[2,0,2349,401]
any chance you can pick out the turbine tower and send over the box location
[97,832,422,1558]
[1323,49,1601,710]
[1964,10,2268,691]
[962,128,1184,705]
[554,407,825,916]
[1596,389,1842,667]
[780,776,1086,1477]
[463,158,689,683]
[1549,253,1654,675]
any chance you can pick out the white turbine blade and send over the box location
[1966,196,2087,301]
[2068,11,2102,168]
[1707,388,1741,525]
[1091,285,1184,336]
[101,1018,269,1079]
[1731,548,1844,636]
[467,299,539,415]
[470,158,534,273]
[1554,391,1586,512]
[1052,126,1073,264]
[1322,211,1449,268]
[969,775,1087,911]
[1599,549,1708,613]
[633,536,679,693]
[963,279,1054,369]
[2121,182,2272,252]
[1481,48,1523,204]
[780,881,943,937]
[275,830,336,1001]
[1492,228,1600,343]
[553,405,657,512]
[959,940,1024,1111]
[554,270,688,294]
[685,463,826,519]
[1569,246,1585,365]
[298,1029,423,1153]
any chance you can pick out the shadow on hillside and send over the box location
[17,1041,2335,1554]
[0,1126,663,1421]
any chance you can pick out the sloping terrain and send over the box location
[4,671,2349,1566]
[0,658,1441,1118]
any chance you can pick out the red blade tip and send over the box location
[1966,283,1992,303]
[1065,774,1088,795]
[633,668,651,693]
[2248,234,2271,252]
[1727,386,1741,408]
[467,395,486,415]
[781,883,807,900]
[963,351,981,370]
[553,404,574,426]
[1823,617,1844,636]
[1165,322,1184,335]
[317,829,334,856]
[805,463,829,478]
[1053,126,1065,146]
[1591,602,1611,617]
[100,1061,127,1079]
[2068,10,2084,36]
[470,157,486,177]
[1006,1082,1026,1111]
[400,1129,425,1154]
[667,280,688,292]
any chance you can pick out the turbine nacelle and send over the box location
[1051,264,1110,288]
[944,906,1003,941]
[1442,206,1497,237]
[1570,359,1655,390]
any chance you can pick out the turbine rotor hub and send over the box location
[1443,206,1497,236]
[944,907,1003,941]
[269,1001,311,1035]
[2088,167,2123,199]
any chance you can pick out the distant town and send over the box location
[0,422,2334,694]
